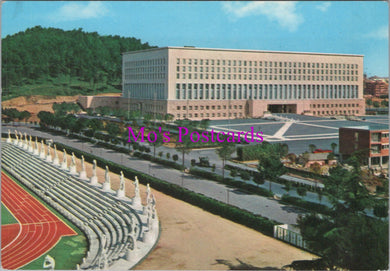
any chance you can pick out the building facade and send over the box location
[339,125,389,167]
[121,47,365,120]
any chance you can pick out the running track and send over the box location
[1,172,76,269]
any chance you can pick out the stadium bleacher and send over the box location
[2,134,159,270]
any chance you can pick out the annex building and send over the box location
[81,46,365,120]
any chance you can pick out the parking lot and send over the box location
[210,114,389,154]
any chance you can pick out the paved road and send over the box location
[3,125,310,225]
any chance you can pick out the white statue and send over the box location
[53,145,59,166]
[14,130,18,145]
[6,129,11,143]
[132,176,142,209]
[46,142,52,162]
[90,160,98,185]
[19,132,24,147]
[28,135,33,152]
[61,149,68,170]
[33,137,39,155]
[117,171,125,198]
[102,166,111,191]
[23,133,28,149]
[39,140,46,158]
[69,152,77,175]
[120,171,125,190]
[79,155,87,180]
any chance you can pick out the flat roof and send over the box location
[340,124,389,131]
[123,46,364,57]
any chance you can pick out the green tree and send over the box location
[366,98,373,107]
[283,181,291,195]
[172,154,179,162]
[106,122,120,143]
[298,157,388,270]
[380,100,388,107]
[309,144,316,153]
[215,141,236,180]
[373,101,380,108]
[296,186,307,199]
[330,142,337,153]
[148,131,164,158]
[175,131,193,168]
[19,110,31,122]
[257,143,287,191]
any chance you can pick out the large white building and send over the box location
[81,46,366,120]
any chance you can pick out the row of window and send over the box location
[313,110,360,115]
[176,73,358,82]
[125,73,166,80]
[176,58,359,70]
[175,83,359,100]
[177,112,244,119]
[124,83,166,99]
[177,66,358,75]
[124,58,166,68]
[176,105,243,111]
[311,103,360,108]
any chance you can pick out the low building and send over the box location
[300,151,337,168]
[339,125,389,167]
[364,79,389,97]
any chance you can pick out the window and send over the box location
[372,133,381,142]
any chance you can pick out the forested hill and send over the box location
[2,26,155,99]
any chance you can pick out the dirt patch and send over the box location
[47,147,317,270]
[2,93,121,122]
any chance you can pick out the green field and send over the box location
[2,171,88,270]
[1,203,18,225]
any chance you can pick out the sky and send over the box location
[2,1,389,77]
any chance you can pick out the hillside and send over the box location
[2,26,155,99]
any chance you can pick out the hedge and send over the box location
[236,145,265,161]
[133,151,185,171]
[280,194,331,215]
[189,167,274,198]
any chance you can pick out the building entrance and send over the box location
[268,104,297,113]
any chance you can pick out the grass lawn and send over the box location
[1,203,18,225]
[2,170,88,270]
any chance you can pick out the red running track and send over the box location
[1,172,76,269]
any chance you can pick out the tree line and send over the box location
[2,26,154,93]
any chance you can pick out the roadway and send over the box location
[4,125,311,225]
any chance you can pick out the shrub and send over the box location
[240,171,251,181]
[280,195,331,215]
[158,151,163,158]
[230,169,237,177]
[172,154,179,162]
[211,164,216,172]
[191,159,196,167]
[189,167,273,198]
[166,153,171,159]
